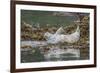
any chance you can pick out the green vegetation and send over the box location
[21,10,77,27]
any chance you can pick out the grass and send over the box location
[21,10,78,28]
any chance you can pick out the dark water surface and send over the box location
[21,41,89,63]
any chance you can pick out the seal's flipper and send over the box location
[55,27,66,34]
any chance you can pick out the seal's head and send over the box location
[44,32,53,40]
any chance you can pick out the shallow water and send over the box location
[21,41,88,63]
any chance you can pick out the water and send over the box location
[21,41,81,63]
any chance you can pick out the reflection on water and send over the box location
[43,46,80,61]
[21,41,88,63]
